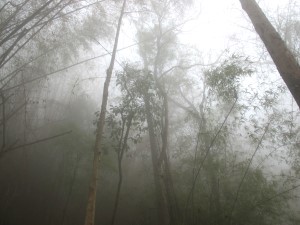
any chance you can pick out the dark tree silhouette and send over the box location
[239,0,300,109]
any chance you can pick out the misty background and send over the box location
[0,0,300,225]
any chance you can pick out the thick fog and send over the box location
[0,0,300,225]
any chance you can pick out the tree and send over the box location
[169,53,297,225]
[105,79,145,225]
[239,0,300,109]
[83,1,127,225]
[0,94,96,225]
[0,0,110,156]
[115,65,171,225]
[134,1,195,223]
[178,55,252,224]
[271,0,300,60]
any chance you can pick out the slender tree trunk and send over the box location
[110,118,126,225]
[161,94,180,224]
[61,152,80,225]
[83,1,126,225]
[110,154,123,225]
[206,154,222,225]
[144,93,170,225]
[239,0,300,109]
[110,114,133,225]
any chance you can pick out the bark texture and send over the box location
[83,1,127,225]
[239,0,300,109]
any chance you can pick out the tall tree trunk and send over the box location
[239,0,300,109]
[61,151,80,225]
[152,20,178,224]
[83,1,126,225]
[144,92,170,225]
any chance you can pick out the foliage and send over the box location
[205,54,254,103]
[175,149,292,225]
[114,64,164,129]
[1,1,300,225]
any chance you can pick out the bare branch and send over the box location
[168,95,201,120]
[0,0,55,47]
[179,87,200,118]
[251,183,300,210]
[0,130,72,157]
[0,0,71,69]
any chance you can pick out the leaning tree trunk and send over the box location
[239,0,300,109]
[83,1,126,225]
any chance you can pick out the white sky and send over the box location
[87,0,296,100]
[115,0,295,67]
[179,0,293,59]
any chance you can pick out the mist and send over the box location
[1,0,300,225]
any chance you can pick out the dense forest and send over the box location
[1,0,300,225]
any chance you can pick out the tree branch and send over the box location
[228,122,270,224]
[0,130,72,157]
[185,97,238,212]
